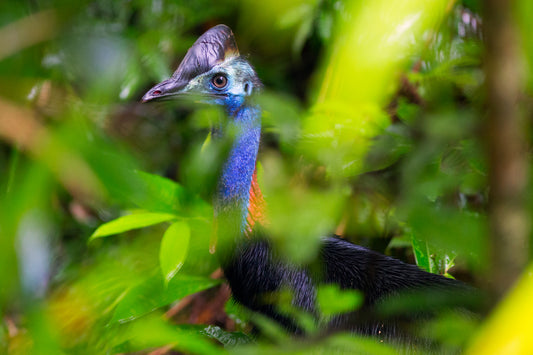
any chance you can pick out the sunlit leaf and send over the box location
[159,221,190,285]
[90,212,177,240]
[467,264,533,355]
[304,0,450,177]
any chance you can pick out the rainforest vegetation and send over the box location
[0,0,532,354]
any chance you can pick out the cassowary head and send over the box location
[142,25,261,110]
[142,25,264,246]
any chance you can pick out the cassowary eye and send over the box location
[212,74,228,89]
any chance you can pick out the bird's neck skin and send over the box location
[214,101,264,245]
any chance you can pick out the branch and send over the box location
[0,98,105,203]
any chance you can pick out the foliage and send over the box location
[0,0,532,354]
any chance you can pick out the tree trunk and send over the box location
[484,0,529,300]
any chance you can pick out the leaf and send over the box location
[202,325,252,347]
[411,231,457,275]
[160,221,190,285]
[90,212,177,240]
[411,232,432,272]
[114,314,225,355]
[467,263,533,355]
[133,171,212,218]
[322,333,399,355]
[224,298,251,328]
[317,284,363,317]
[110,274,220,324]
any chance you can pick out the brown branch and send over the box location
[0,98,105,203]
[0,10,57,61]
[484,0,530,300]
[147,344,174,355]
[164,294,194,320]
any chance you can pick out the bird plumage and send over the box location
[142,24,476,343]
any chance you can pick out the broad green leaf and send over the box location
[90,212,177,240]
[110,274,220,324]
[160,221,190,285]
[317,284,363,317]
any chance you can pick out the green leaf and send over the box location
[322,333,400,355]
[224,298,251,329]
[110,274,220,324]
[90,212,177,240]
[411,231,457,275]
[411,233,432,273]
[114,314,225,355]
[160,221,190,285]
[317,284,363,317]
[202,325,252,347]
[134,171,212,218]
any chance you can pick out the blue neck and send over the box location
[215,102,261,233]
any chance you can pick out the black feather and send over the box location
[223,234,477,341]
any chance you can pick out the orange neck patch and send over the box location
[245,167,267,236]
[210,166,267,253]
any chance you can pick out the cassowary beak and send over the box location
[141,77,188,103]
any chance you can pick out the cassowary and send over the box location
[142,24,475,342]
